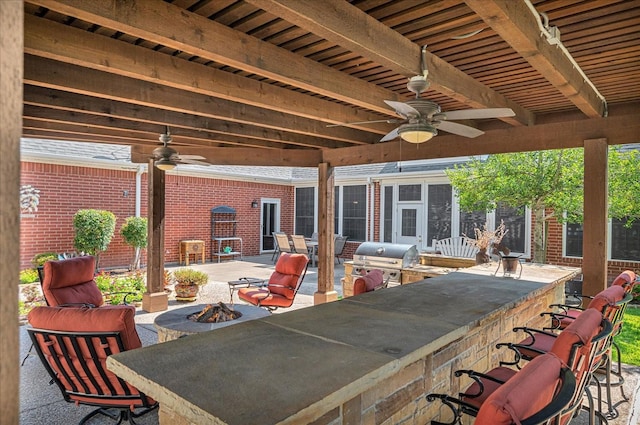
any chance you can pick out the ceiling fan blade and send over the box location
[379,127,400,142]
[436,121,484,138]
[384,100,420,118]
[327,119,401,128]
[442,108,515,120]
[179,159,210,166]
[178,154,206,160]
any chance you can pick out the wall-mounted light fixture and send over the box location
[251,200,259,208]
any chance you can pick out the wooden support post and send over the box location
[582,139,608,297]
[0,2,23,423]
[314,162,339,304]
[142,159,169,312]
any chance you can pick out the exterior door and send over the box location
[397,203,424,248]
[260,199,280,253]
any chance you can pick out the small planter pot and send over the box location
[174,283,200,302]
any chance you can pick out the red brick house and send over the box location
[20,139,639,281]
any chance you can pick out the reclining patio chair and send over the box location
[426,308,611,425]
[237,253,309,311]
[41,255,138,307]
[27,304,158,424]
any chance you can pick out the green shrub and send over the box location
[95,271,146,305]
[173,268,209,286]
[121,216,148,270]
[31,252,58,268]
[19,269,40,284]
[73,209,116,268]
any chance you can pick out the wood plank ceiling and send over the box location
[23,0,640,167]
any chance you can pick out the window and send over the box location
[565,222,583,257]
[496,203,526,253]
[341,185,367,241]
[459,210,488,238]
[611,219,640,260]
[567,218,640,261]
[383,186,393,243]
[295,187,315,237]
[426,184,452,242]
[398,184,421,201]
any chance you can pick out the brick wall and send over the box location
[20,162,293,270]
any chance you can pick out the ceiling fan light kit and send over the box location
[398,123,437,143]
[155,157,176,171]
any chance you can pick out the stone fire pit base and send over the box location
[154,303,270,342]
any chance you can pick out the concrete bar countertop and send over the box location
[107,263,579,425]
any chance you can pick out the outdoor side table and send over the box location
[179,240,205,266]
[227,277,267,303]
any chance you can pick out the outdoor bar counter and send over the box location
[108,263,579,425]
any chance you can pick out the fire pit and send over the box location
[154,303,270,342]
[187,302,242,323]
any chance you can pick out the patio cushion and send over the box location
[28,304,142,350]
[353,269,385,295]
[611,270,636,293]
[474,353,563,425]
[268,253,308,299]
[42,256,104,307]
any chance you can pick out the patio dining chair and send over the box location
[273,232,293,262]
[334,235,348,264]
[290,234,310,257]
[27,304,158,424]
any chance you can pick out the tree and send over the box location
[446,148,640,263]
[73,209,117,269]
[120,216,148,270]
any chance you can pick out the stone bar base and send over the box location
[109,264,578,425]
[142,292,169,313]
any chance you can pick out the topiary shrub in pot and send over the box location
[172,268,209,302]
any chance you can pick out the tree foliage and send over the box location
[120,216,148,270]
[446,148,640,263]
[73,209,117,267]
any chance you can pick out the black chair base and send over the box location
[79,404,158,425]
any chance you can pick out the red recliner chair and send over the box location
[237,253,309,311]
[41,255,104,307]
[27,304,158,424]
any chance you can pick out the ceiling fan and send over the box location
[152,127,209,171]
[331,47,515,143]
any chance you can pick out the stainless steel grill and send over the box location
[352,242,419,284]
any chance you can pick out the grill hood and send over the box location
[353,242,418,269]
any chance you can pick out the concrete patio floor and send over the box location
[18,255,640,424]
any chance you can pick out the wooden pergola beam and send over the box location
[24,55,377,146]
[24,87,354,149]
[322,105,640,166]
[24,14,391,134]
[28,0,401,116]
[465,0,607,118]
[246,0,534,127]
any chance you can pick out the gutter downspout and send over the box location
[135,164,144,217]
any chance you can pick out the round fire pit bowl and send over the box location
[154,303,270,342]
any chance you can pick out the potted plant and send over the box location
[465,220,508,264]
[73,209,116,269]
[172,268,209,302]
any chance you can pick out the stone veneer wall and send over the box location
[307,280,564,425]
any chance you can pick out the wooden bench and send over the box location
[434,236,478,258]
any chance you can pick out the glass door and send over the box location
[260,199,280,252]
[397,203,424,248]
